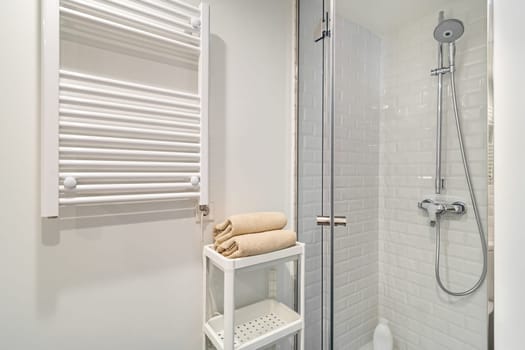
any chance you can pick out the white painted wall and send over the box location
[208,0,295,232]
[0,0,294,349]
[493,1,525,349]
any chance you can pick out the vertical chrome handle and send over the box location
[316,215,347,226]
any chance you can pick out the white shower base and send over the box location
[359,342,373,350]
[360,341,399,350]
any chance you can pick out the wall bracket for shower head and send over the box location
[431,66,454,76]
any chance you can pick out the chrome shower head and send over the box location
[433,19,464,43]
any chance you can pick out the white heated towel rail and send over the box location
[41,0,209,217]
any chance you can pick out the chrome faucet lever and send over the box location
[418,198,466,225]
[418,199,443,225]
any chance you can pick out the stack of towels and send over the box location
[214,212,297,259]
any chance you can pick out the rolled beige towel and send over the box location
[213,212,287,246]
[216,230,297,259]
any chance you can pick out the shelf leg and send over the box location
[203,254,208,350]
[223,269,235,350]
[300,247,305,349]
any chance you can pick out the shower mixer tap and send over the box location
[418,198,466,225]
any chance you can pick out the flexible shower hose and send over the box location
[434,68,488,296]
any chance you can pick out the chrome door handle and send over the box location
[316,215,347,227]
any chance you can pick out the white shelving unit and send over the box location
[203,243,305,350]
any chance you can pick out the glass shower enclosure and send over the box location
[297,0,492,349]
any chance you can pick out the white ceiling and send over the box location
[335,0,461,36]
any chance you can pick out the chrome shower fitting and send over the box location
[431,42,457,76]
[421,13,488,297]
[434,18,465,43]
[418,198,466,225]
[430,64,454,76]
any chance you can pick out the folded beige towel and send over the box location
[216,230,297,259]
[213,212,287,246]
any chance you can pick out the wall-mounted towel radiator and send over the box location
[41,0,209,218]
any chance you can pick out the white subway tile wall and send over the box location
[378,1,488,349]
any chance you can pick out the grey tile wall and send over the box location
[332,17,381,350]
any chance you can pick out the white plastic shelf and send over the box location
[203,243,304,272]
[203,242,305,349]
[204,299,301,350]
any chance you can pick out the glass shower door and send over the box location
[296,0,328,348]
[298,0,380,348]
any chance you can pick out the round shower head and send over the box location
[433,19,464,43]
